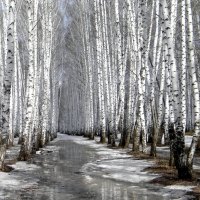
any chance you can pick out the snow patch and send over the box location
[185,136,192,147]
[103,173,156,183]
[77,137,159,184]
[10,161,40,171]
[0,172,21,187]
[193,164,200,170]
[165,185,195,191]
[0,172,38,190]
[84,175,93,183]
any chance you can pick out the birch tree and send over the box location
[0,0,16,169]
[183,0,200,179]
[18,0,35,160]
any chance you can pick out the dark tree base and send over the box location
[18,138,31,161]
[18,149,31,161]
[100,137,106,143]
[178,166,193,180]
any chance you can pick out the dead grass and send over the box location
[185,131,194,136]
[92,136,200,198]
[143,157,179,186]
[142,156,200,198]
[189,186,200,199]
[128,151,156,160]
[1,160,15,172]
[145,159,175,173]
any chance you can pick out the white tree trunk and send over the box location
[19,0,35,160]
[186,0,200,178]
[181,0,187,132]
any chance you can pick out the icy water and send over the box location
[0,135,196,200]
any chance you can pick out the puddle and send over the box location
[0,135,196,200]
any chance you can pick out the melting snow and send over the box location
[67,135,159,184]
[0,171,38,191]
[185,136,193,147]
[58,133,196,199]
[0,133,195,199]
[165,185,195,191]
[10,161,40,171]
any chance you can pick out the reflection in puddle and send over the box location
[0,137,194,200]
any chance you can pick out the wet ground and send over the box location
[0,134,196,200]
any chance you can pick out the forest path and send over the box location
[0,134,195,200]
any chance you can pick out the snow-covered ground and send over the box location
[0,133,197,199]
[74,138,157,183]
[64,134,196,199]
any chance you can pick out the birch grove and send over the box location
[0,0,61,166]
[0,0,199,181]
[60,0,200,179]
